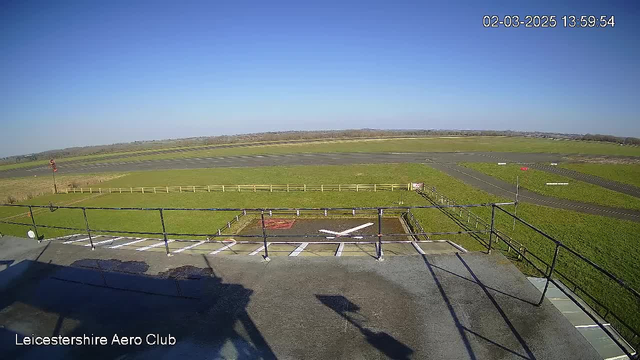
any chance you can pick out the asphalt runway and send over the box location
[427,163,640,223]
[0,151,565,178]
[2,151,639,222]
[0,237,600,359]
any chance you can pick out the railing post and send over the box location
[377,208,384,261]
[538,244,560,306]
[28,205,40,242]
[261,211,270,261]
[488,204,495,254]
[82,208,95,250]
[159,209,171,256]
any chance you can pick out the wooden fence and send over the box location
[62,183,413,194]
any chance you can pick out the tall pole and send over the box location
[512,176,519,230]
[51,167,57,194]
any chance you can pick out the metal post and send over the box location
[261,211,270,261]
[51,167,57,194]
[538,244,560,306]
[159,209,171,256]
[82,208,95,250]
[28,205,40,241]
[377,208,384,261]
[513,176,519,231]
[488,205,496,254]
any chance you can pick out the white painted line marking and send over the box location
[575,324,610,328]
[137,240,174,251]
[84,237,123,247]
[110,238,148,249]
[336,243,345,257]
[173,241,206,253]
[447,240,468,253]
[411,242,426,255]
[50,233,83,241]
[210,240,237,255]
[249,243,269,255]
[63,236,93,244]
[290,242,309,256]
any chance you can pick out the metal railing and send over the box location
[418,188,639,359]
[0,202,511,261]
[61,183,413,194]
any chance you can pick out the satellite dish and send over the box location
[27,230,36,239]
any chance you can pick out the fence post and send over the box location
[208,185,210,192]
[222,185,225,192]
[28,205,40,242]
[339,184,341,191]
[82,208,95,250]
[287,184,289,192]
[538,244,560,306]
[270,185,273,192]
[304,184,306,192]
[159,209,171,256]
[374,184,377,192]
[377,208,384,261]
[488,204,495,254]
[356,184,359,192]
[261,211,270,261]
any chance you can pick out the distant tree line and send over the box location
[1,129,638,164]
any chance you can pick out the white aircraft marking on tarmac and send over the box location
[319,222,374,239]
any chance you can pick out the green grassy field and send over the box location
[460,163,640,211]
[561,163,640,188]
[1,163,638,336]
[4,136,640,172]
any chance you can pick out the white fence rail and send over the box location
[63,183,413,194]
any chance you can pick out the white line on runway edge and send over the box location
[84,237,123,247]
[290,242,309,256]
[335,243,345,257]
[173,241,206,253]
[210,240,237,255]
[138,240,174,251]
[110,238,147,249]
[249,243,269,255]
[63,236,94,244]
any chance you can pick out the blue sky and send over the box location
[1,0,638,156]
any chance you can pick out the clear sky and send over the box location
[1,0,638,156]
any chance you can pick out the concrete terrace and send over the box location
[0,236,600,359]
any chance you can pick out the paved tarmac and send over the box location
[2,151,639,222]
[0,236,600,359]
[0,152,565,178]
[427,163,640,223]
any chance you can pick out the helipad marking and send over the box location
[173,241,206,253]
[110,238,147,249]
[249,243,269,255]
[290,242,309,256]
[210,240,237,255]
[84,237,123,247]
[63,236,93,244]
[319,222,374,239]
[138,240,174,251]
[335,243,345,257]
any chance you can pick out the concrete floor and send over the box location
[0,237,600,359]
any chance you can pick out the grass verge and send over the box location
[560,163,640,188]
[460,162,640,211]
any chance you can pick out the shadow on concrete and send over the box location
[456,253,536,360]
[316,294,413,360]
[0,258,276,360]
[420,253,537,360]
